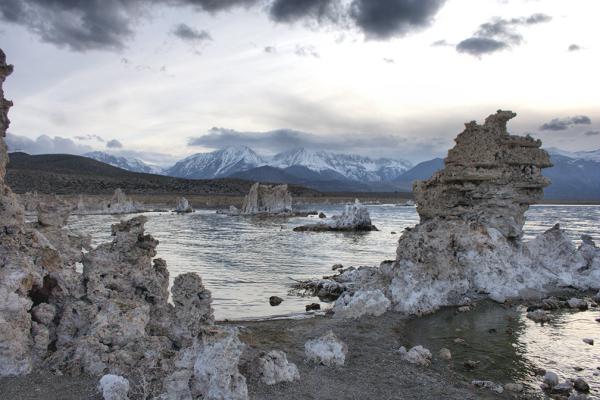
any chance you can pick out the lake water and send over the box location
[66,204,600,320]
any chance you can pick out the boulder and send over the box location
[304,331,347,366]
[99,375,130,400]
[398,345,432,367]
[256,350,300,385]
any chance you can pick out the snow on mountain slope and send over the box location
[166,146,266,179]
[270,148,412,182]
[84,151,163,174]
[547,147,600,162]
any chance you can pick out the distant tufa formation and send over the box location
[414,110,552,238]
[0,49,249,400]
[241,182,293,214]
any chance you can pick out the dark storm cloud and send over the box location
[172,23,212,43]
[455,13,551,56]
[268,0,339,23]
[539,115,591,131]
[456,37,508,55]
[6,133,94,154]
[187,126,450,161]
[106,139,123,148]
[1,0,448,52]
[584,130,599,137]
[0,0,139,51]
[349,0,446,40]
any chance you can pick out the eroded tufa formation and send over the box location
[414,110,552,238]
[241,182,292,214]
[0,49,248,400]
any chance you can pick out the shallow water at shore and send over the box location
[67,204,600,320]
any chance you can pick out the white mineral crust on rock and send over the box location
[304,330,347,366]
[398,345,432,367]
[256,350,300,385]
[193,328,248,400]
[99,374,130,400]
[332,289,390,319]
[293,200,377,232]
[174,197,193,213]
[241,182,292,215]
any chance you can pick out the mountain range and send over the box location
[82,146,600,199]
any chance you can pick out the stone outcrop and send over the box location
[305,111,600,316]
[174,196,193,213]
[304,331,347,366]
[241,182,292,215]
[0,48,248,400]
[293,200,378,232]
[255,350,300,385]
[73,189,146,215]
[332,289,390,319]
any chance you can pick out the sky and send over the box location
[0,0,599,166]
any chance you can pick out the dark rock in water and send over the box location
[582,338,594,345]
[318,212,326,218]
[573,377,590,392]
[269,296,283,306]
[463,360,480,370]
[305,303,321,311]
[332,264,344,271]
[543,371,559,388]
[552,381,573,395]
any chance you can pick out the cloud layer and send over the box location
[188,126,450,161]
[539,115,592,131]
[456,13,551,56]
[0,0,448,52]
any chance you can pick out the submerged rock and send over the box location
[241,182,292,215]
[332,289,390,319]
[294,200,377,232]
[398,345,432,367]
[99,375,130,400]
[527,309,552,323]
[438,348,452,361]
[304,331,347,367]
[471,380,504,394]
[174,197,193,213]
[256,350,300,385]
[269,296,283,306]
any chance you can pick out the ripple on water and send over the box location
[67,204,600,319]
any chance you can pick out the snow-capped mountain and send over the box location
[166,146,266,179]
[84,151,163,174]
[270,148,412,182]
[547,147,600,162]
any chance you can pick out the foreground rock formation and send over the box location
[241,182,292,215]
[0,49,248,399]
[309,111,600,316]
[293,200,378,232]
